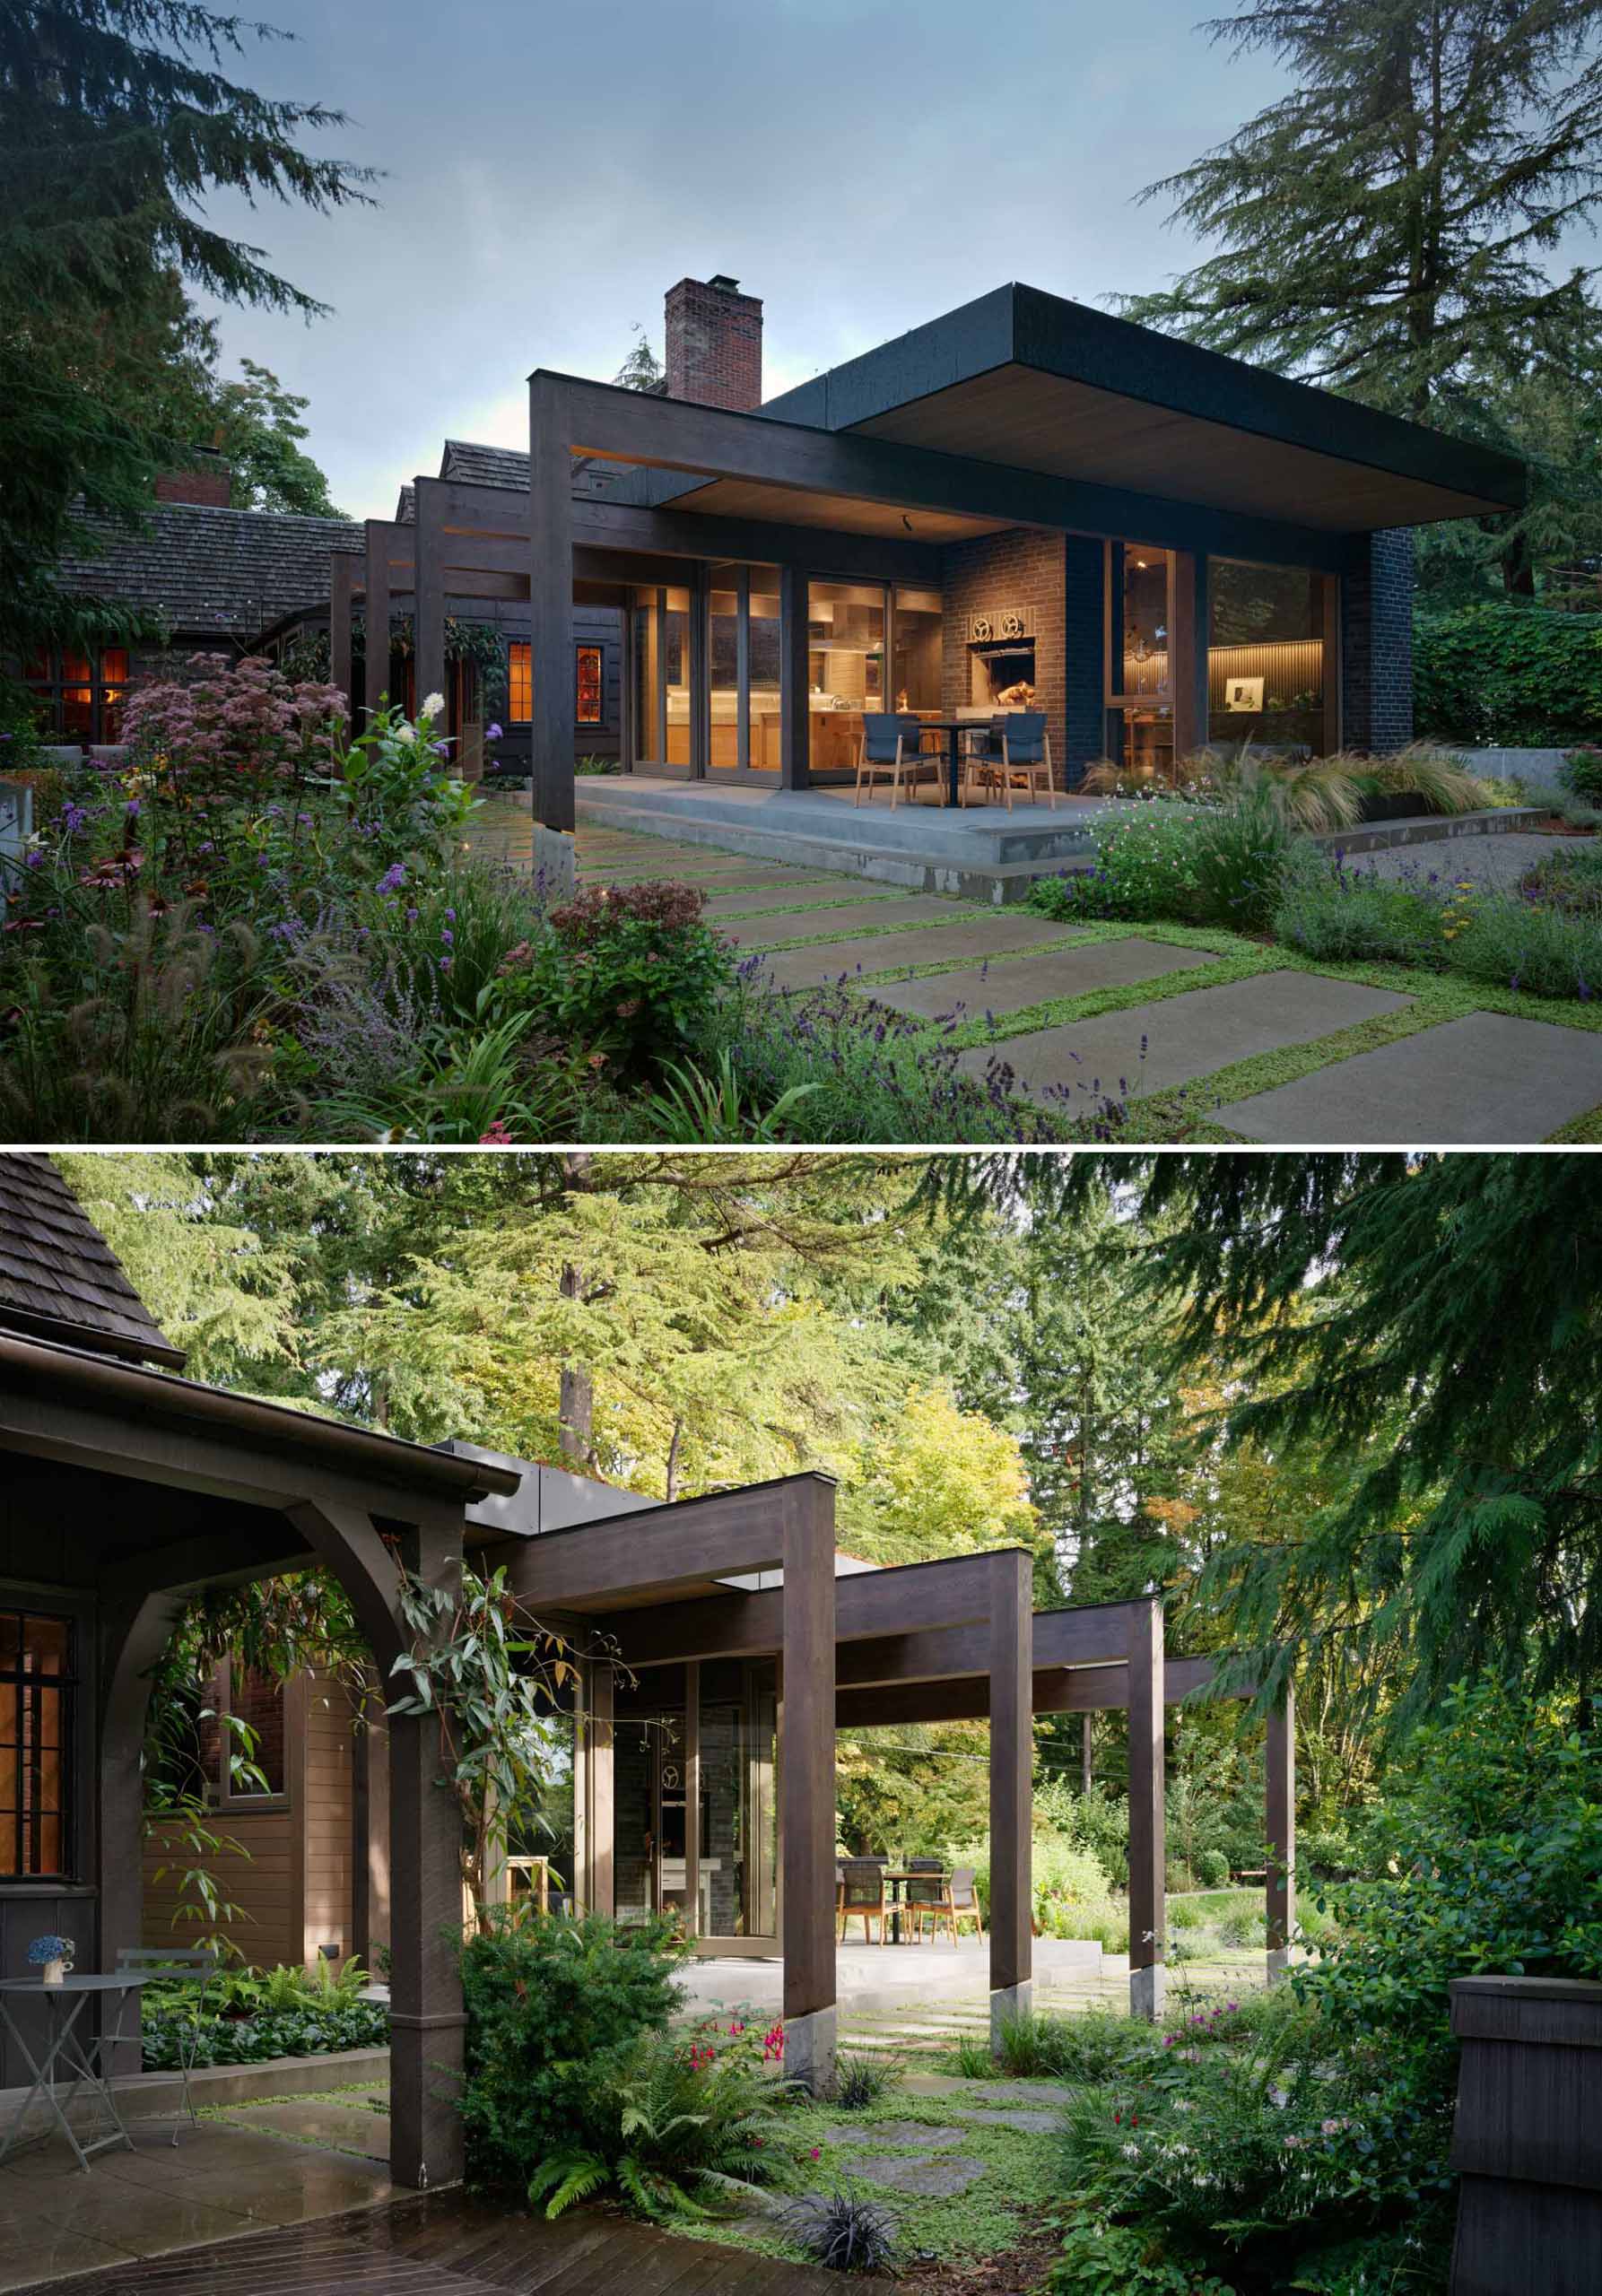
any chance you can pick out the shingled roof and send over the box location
[0,1156,185,1369]
[52,502,362,641]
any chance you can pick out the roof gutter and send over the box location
[0,1330,522,1504]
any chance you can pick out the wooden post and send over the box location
[988,1548,1034,2052]
[1127,1597,1166,2020]
[528,376,577,831]
[329,548,356,718]
[97,1591,182,2075]
[689,561,710,782]
[736,563,751,775]
[364,520,392,721]
[414,482,447,747]
[1082,1712,1093,1796]
[779,563,809,789]
[384,1506,466,2191]
[780,1476,837,2092]
[1321,573,1342,755]
[1267,1683,1295,1979]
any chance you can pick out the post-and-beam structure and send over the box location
[779,1479,839,2086]
[363,519,396,719]
[329,549,357,719]
[528,382,578,831]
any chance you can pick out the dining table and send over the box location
[0,1970,152,2171]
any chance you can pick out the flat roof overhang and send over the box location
[757,283,1526,535]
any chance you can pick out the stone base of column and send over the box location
[990,1979,1033,2055]
[783,2004,837,2095]
[388,2012,466,2188]
[1129,1962,1166,2022]
[529,822,577,903]
[1267,1946,1292,1984]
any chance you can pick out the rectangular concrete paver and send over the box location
[757,915,1083,992]
[723,895,971,948]
[959,971,1414,1105]
[861,936,1212,1022]
[700,878,870,917]
[1218,1009,1602,1143]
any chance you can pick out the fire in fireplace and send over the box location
[970,639,1036,709]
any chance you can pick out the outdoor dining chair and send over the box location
[946,1866,985,1942]
[963,712,1057,810]
[903,1857,948,1944]
[114,1947,217,2143]
[854,714,937,808]
[838,1857,891,1944]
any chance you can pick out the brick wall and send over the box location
[940,528,1071,788]
[1063,535,1106,785]
[665,276,762,411]
[1340,528,1415,754]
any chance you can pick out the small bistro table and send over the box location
[910,719,986,810]
[0,1971,152,2171]
[882,1866,951,1946]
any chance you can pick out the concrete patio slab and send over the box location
[701,877,875,917]
[859,936,1212,1022]
[756,916,1083,993]
[959,972,1415,1104]
[851,2152,988,2197]
[722,895,971,947]
[223,2098,390,2158]
[1218,1009,1602,1143]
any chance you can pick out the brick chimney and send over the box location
[665,274,762,411]
[155,447,231,509]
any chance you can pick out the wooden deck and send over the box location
[22,2191,847,2296]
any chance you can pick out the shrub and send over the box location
[527,2021,791,2222]
[1562,746,1602,801]
[779,2185,902,2274]
[1029,807,1207,924]
[1520,844,1602,915]
[457,1909,686,2196]
[1186,779,1302,930]
[1415,604,1602,747]
[1272,865,1445,969]
[1445,887,1602,1000]
[513,880,735,1078]
[141,1959,387,2069]
[992,2005,1156,2085]
[1194,1848,1230,1890]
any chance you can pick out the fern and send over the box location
[528,2151,611,2217]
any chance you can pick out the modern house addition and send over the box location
[323,274,1523,831]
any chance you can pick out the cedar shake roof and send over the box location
[0,1155,185,1370]
[52,502,362,641]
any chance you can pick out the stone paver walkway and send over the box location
[473,811,1602,1144]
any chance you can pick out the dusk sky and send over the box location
[197,0,1594,520]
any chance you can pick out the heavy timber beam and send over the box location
[533,368,1354,574]
[364,519,393,719]
[1127,1600,1167,2022]
[989,1550,1033,2045]
[1267,1686,1295,1980]
[329,549,356,714]
[496,1476,824,1607]
[781,1479,838,2092]
[832,1654,1223,1729]
[528,378,576,831]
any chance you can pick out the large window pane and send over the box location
[0,1610,74,1879]
[749,566,781,772]
[699,1659,778,1939]
[1109,544,1172,699]
[809,579,885,776]
[892,586,944,719]
[1208,559,1328,752]
[709,574,741,771]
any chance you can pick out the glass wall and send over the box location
[809,579,885,776]
[1207,559,1329,753]
[629,587,692,770]
[1106,543,1176,780]
[607,1659,779,1943]
[892,586,944,719]
[707,563,782,776]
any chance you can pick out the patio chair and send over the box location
[114,1947,218,2144]
[838,1857,890,1944]
[963,713,1057,811]
[854,714,936,809]
[903,1857,948,1944]
[947,1866,984,1942]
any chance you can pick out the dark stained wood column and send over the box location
[414,483,447,745]
[528,375,577,831]
[780,1475,836,2090]
[988,1548,1033,2048]
[1127,1597,1167,2020]
[1267,1683,1295,1979]
[779,564,809,788]
[364,520,392,721]
[329,548,356,718]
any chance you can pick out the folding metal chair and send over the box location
[115,1948,217,2144]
